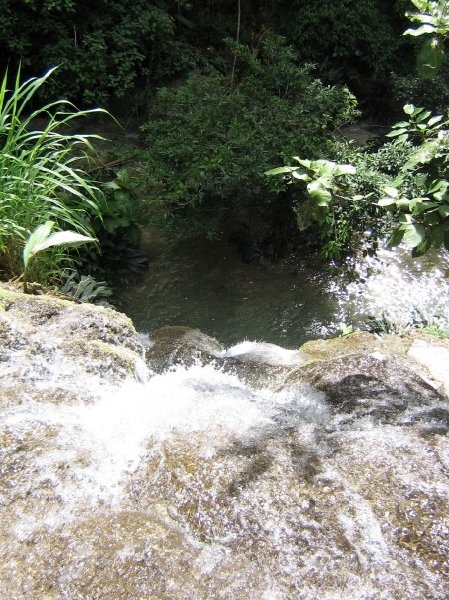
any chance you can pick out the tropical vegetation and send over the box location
[1,0,449,295]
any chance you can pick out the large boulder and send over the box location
[0,284,145,408]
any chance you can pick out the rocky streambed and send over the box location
[0,285,449,599]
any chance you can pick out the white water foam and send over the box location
[338,246,449,330]
[2,363,329,528]
[221,340,303,366]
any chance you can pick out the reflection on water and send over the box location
[115,231,449,347]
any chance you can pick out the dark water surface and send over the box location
[115,231,342,347]
[115,230,449,348]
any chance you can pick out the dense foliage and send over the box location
[0,66,104,281]
[0,0,418,110]
[140,35,357,252]
[0,67,145,289]
[0,0,193,105]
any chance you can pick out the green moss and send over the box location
[422,324,449,339]
[0,286,18,310]
[298,331,415,365]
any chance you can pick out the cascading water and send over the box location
[1,239,449,599]
[1,299,449,599]
[337,247,449,332]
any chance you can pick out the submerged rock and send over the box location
[1,288,449,599]
[146,325,225,372]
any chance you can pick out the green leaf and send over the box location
[264,166,297,176]
[23,221,96,269]
[32,231,96,255]
[333,164,356,176]
[307,179,332,206]
[417,38,444,78]
[409,199,438,213]
[387,228,405,248]
[291,170,309,181]
[404,24,437,36]
[401,222,426,247]
[427,115,443,126]
[294,158,311,169]
[23,221,55,268]
[403,104,415,115]
[384,186,399,198]
[386,128,409,137]
[378,198,398,207]
[412,238,431,256]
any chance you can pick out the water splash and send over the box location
[338,246,449,331]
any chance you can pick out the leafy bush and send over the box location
[73,169,149,281]
[0,66,105,281]
[0,0,194,105]
[60,273,114,307]
[269,102,449,258]
[391,64,449,115]
[266,145,402,259]
[140,35,357,250]
[276,0,408,96]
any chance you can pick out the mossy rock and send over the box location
[298,331,413,364]
[281,352,444,421]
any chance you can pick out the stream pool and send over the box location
[115,230,449,347]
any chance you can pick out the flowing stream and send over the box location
[1,236,449,598]
[1,342,449,598]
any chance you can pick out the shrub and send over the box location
[0,0,194,105]
[140,34,358,250]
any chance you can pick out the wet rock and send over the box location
[146,327,299,388]
[282,352,444,422]
[0,284,145,395]
[146,325,224,371]
[1,288,449,598]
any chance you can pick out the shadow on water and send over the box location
[114,230,341,348]
[115,230,449,348]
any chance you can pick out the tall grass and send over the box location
[0,65,106,280]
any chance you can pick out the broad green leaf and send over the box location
[429,179,448,193]
[32,231,96,255]
[439,204,449,217]
[23,221,55,268]
[307,179,332,206]
[402,222,426,247]
[384,186,399,198]
[295,158,312,169]
[428,115,443,126]
[409,199,438,213]
[386,128,409,137]
[264,166,297,176]
[403,104,415,115]
[291,170,309,181]
[378,198,397,207]
[416,110,432,122]
[404,24,437,36]
[417,38,444,78]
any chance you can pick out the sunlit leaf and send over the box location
[401,222,426,247]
